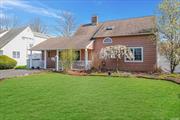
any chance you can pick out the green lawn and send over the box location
[0,73,179,120]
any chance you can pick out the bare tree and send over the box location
[55,12,76,37]
[11,16,19,28]
[157,0,180,73]
[29,17,47,33]
[0,14,20,30]
[0,15,10,30]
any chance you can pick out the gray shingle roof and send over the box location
[31,16,156,51]
[33,32,50,39]
[74,23,102,37]
[31,35,93,51]
[0,30,7,34]
[93,16,156,38]
[31,23,100,50]
[0,27,27,49]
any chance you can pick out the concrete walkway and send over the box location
[0,69,43,80]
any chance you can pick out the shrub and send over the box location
[60,49,78,71]
[15,65,27,69]
[0,55,17,69]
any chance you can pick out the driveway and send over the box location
[0,69,43,80]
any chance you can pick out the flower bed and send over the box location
[90,72,180,84]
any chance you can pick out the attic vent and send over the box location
[106,26,114,30]
[103,37,112,44]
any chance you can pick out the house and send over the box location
[157,54,180,73]
[0,26,50,66]
[31,16,157,72]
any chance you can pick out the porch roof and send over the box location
[31,35,93,51]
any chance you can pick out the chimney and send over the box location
[91,16,98,25]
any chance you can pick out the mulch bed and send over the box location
[135,75,180,84]
[66,71,180,84]
[66,70,88,76]
[1,69,179,84]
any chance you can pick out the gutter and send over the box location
[93,33,155,39]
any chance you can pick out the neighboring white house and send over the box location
[0,26,50,67]
[158,54,180,73]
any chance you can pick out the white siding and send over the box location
[27,35,48,60]
[1,27,48,66]
[158,54,180,73]
[1,27,33,65]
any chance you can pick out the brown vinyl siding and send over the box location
[92,35,157,72]
[80,49,92,61]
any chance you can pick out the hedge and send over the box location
[0,55,17,69]
[15,65,27,69]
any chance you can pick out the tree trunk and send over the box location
[170,60,175,73]
[170,67,175,73]
[116,58,119,72]
[171,62,177,73]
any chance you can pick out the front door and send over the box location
[47,50,56,68]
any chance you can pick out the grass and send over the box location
[0,72,179,120]
[15,65,27,69]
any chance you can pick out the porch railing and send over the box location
[58,60,92,71]
[27,59,44,68]
[72,61,92,70]
[28,59,92,71]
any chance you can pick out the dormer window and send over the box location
[105,26,114,30]
[22,37,33,41]
[103,37,112,44]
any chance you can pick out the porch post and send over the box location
[56,50,59,71]
[30,50,32,68]
[85,48,88,70]
[44,50,47,69]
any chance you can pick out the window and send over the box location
[103,37,112,44]
[29,44,33,48]
[13,51,20,58]
[125,47,143,62]
[22,37,33,41]
[106,26,113,30]
[0,50,3,55]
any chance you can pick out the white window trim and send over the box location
[0,50,3,55]
[22,37,33,40]
[12,51,20,59]
[124,47,144,63]
[105,26,114,30]
[103,37,112,44]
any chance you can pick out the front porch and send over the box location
[29,49,93,71]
